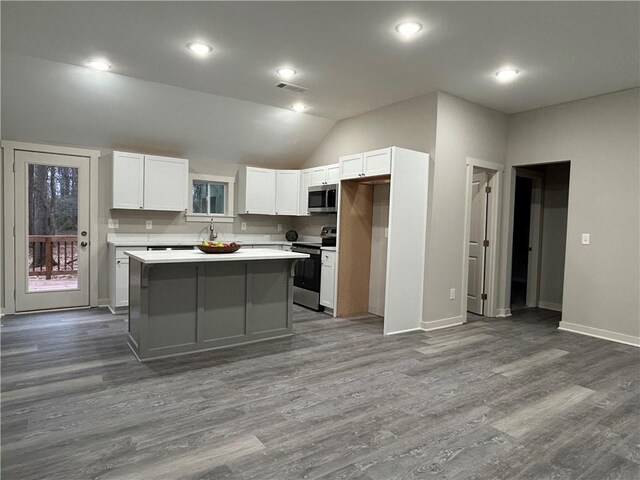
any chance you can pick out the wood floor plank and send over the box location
[491,348,569,377]
[1,306,637,480]
[491,384,595,438]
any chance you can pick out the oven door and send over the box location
[292,249,321,292]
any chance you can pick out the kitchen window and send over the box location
[185,174,235,223]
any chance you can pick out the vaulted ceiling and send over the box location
[2,2,638,166]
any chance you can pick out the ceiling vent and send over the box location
[276,82,308,94]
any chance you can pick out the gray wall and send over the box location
[538,162,570,310]
[502,88,640,339]
[300,92,438,168]
[295,91,438,240]
[423,92,509,325]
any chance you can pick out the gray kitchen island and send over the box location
[125,248,308,361]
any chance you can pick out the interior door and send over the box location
[467,171,489,315]
[14,150,90,311]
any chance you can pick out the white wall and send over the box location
[538,162,570,310]
[422,92,509,327]
[502,88,640,343]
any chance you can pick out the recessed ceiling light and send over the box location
[187,42,213,56]
[87,59,111,71]
[277,67,297,80]
[396,21,422,38]
[292,103,307,113]
[495,68,520,81]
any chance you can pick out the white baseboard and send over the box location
[538,301,562,312]
[98,298,111,308]
[559,321,639,347]
[420,315,465,332]
[496,308,511,318]
[384,327,422,336]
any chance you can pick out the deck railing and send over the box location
[28,235,78,279]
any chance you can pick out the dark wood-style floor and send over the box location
[1,306,638,479]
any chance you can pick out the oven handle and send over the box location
[292,248,321,256]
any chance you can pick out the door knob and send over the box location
[81,241,88,247]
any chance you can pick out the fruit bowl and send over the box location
[197,243,241,254]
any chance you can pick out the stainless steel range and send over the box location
[291,226,336,311]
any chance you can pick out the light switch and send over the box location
[581,233,590,245]
[384,228,389,238]
[450,288,456,300]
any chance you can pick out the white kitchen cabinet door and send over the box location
[339,153,364,180]
[275,170,300,215]
[240,167,276,214]
[143,155,189,211]
[111,151,144,209]
[364,148,392,177]
[326,164,340,183]
[310,166,327,186]
[114,258,130,308]
[320,250,336,308]
[299,169,313,215]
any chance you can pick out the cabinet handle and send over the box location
[117,260,121,264]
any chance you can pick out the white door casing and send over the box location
[467,171,489,315]
[14,150,90,311]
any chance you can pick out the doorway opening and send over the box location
[509,162,571,314]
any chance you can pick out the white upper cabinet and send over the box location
[237,167,276,215]
[339,153,364,179]
[275,170,300,215]
[310,167,326,186]
[340,148,392,179]
[299,169,313,215]
[143,155,189,211]
[110,151,144,209]
[109,151,188,211]
[364,148,392,177]
[310,163,341,186]
[326,164,340,183]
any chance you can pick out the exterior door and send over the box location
[14,150,90,311]
[467,171,489,315]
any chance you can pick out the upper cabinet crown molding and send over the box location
[107,151,188,211]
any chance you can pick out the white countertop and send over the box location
[107,234,295,247]
[321,246,337,251]
[125,248,308,264]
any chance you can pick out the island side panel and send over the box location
[200,262,248,342]
[247,260,291,335]
[128,258,142,350]
[146,263,198,351]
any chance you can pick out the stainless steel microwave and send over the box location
[308,184,338,213]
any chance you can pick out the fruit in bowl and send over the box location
[197,241,241,254]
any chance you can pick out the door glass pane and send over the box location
[27,164,79,292]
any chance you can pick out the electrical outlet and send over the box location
[277,224,282,232]
[384,228,389,238]
[241,222,247,231]
[146,220,152,230]
[450,288,456,300]
[107,219,119,229]
[581,233,590,245]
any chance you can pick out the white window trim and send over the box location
[186,173,235,223]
